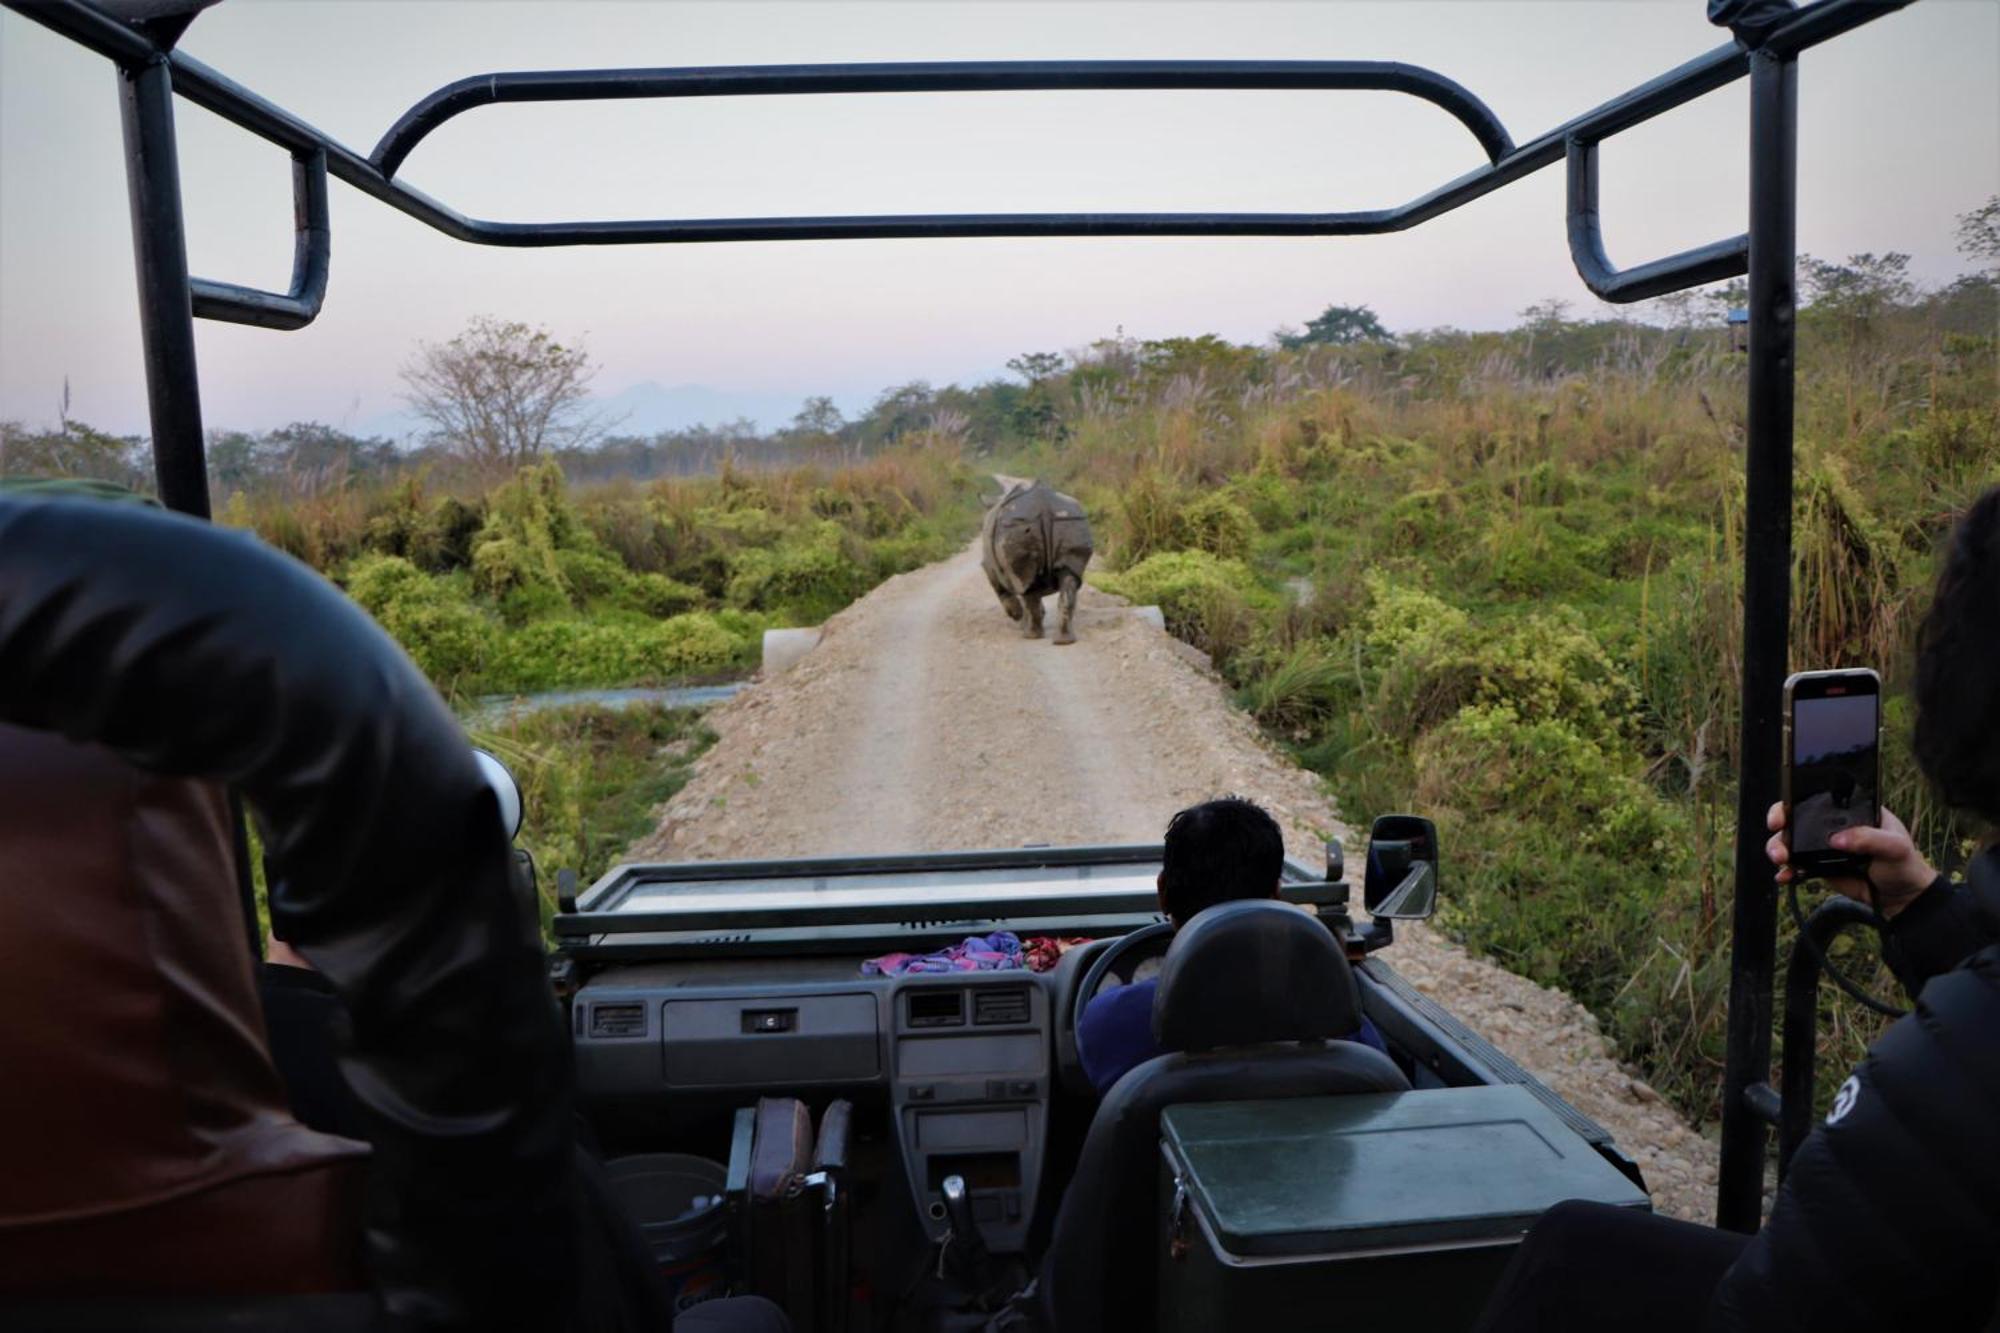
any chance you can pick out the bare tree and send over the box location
[400,316,604,468]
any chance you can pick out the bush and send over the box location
[724,521,869,623]
[1093,549,1270,663]
[1243,642,1348,731]
[1413,704,1684,864]
[483,612,749,693]
[470,461,585,606]
[467,703,715,934]
[343,554,492,689]
[1181,493,1256,560]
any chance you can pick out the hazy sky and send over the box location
[2,0,1995,437]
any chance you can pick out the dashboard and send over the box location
[555,844,1640,1255]
[573,960,1061,1253]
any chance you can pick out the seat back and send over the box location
[1040,902,1411,1333]
[0,495,572,1326]
[0,724,369,1301]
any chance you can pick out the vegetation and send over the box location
[206,444,980,699]
[1011,228,1995,1122]
[6,202,1993,1124]
[470,703,715,932]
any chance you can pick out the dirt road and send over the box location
[632,540,1721,1221]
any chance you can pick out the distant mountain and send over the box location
[592,381,870,436]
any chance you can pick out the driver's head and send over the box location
[1157,796,1285,927]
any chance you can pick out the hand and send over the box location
[1764,801,1935,918]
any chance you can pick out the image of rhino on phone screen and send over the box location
[980,480,1094,645]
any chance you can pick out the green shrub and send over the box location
[1381,488,1461,553]
[483,612,749,692]
[343,554,492,689]
[554,547,632,603]
[1413,704,1683,864]
[470,461,585,605]
[624,572,705,617]
[1093,549,1269,663]
[1468,510,1601,598]
[1181,493,1256,560]
[724,521,868,623]
[468,703,715,934]
[1354,575,1470,661]
[1242,642,1348,731]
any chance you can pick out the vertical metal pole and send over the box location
[1717,48,1797,1236]
[118,55,209,518]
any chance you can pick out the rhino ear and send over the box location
[979,489,1002,507]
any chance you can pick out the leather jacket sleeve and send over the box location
[0,497,575,1330]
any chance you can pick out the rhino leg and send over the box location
[1053,571,1080,645]
[1024,595,1045,639]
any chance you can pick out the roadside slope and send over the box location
[632,541,1720,1221]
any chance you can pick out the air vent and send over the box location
[906,989,964,1028]
[972,988,1030,1027]
[590,1002,646,1038]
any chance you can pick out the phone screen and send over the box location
[1790,691,1881,855]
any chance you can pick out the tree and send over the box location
[791,396,844,438]
[0,419,144,487]
[1800,253,1917,348]
[1956,194,2000,271]
[1518,298,1573,333]
[1277,303,1392,349]
[1005,351,1066,383]
[1701,279,1750,323]
[400,316,603,469]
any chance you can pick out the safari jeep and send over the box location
[0,0,1921,1328]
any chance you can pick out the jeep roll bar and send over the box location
[0,0,1919,1233]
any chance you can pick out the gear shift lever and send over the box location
[940,1174,994,1295]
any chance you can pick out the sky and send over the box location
[1794,694,1880,764]
[2,0,1995,439]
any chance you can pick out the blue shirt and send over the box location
[1077,977,1390,1094]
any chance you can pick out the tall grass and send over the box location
[1029,307,1998,1123]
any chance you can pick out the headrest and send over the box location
[1152,900,1363,1052]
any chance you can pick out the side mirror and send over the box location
[472,747,524,841]
[1364,815,1439,921]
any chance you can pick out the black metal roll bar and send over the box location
[0,0,1921,1233]
[1745,896,1894,1179]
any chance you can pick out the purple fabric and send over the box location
[862,932,1025,977]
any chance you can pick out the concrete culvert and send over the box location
[762,626,822,676]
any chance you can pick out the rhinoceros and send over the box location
[980,480,1094,645]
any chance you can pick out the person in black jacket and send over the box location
[1473,484,2000,1333]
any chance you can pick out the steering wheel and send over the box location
[1068,921,1177,1079]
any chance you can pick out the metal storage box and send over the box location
[1158,1085,1651,1331]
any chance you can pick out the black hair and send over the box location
[1913,485,2000,827]
[1159,796,1284,924]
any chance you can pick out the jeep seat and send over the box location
[1037,900,1411,1333]
[0,724,370,1297]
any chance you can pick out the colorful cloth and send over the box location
[1022,936,1091,973]
[862,932,1024,977]
[860,933,1097,978]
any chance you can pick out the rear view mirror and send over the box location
[472,747,524,841]
[1364,815,1439,921]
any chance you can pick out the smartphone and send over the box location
[1782,668,1882,879]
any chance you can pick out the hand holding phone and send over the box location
[1782,669,1881,881]
[1764,800,1935,918]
